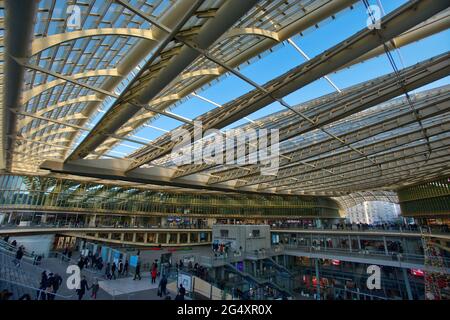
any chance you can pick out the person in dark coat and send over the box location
[133,261,141,280]
[37,271,48,300]
[175,284,186,300]
[111,262,117,280]
[91,279,100,299]
[105,262,111,280]
[124,260,129,276]
[14,246,24,267]
[76,276,90,300]
[49,273,63,300]
[159,274,168,296]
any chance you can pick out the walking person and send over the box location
[14,246,24,267]
[91,279,100,299]
[37,271,48,300]
[50,273,63,300]
[124,260,129,276]
[111,262,117,280]
[105,262,111,280]
[151,267,157,284]
[133,261,141,280]
[159,274,168,297]
[76,276,90,300]
[118,260,123,277]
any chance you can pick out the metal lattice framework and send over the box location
[1,0,450,201]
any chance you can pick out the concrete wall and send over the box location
[212,224,271,252]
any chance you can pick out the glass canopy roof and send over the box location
[1,0,449,201]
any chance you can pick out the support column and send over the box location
[132,233,136,243]
[89,214,97,227]
[315,259,321,300]
[357,235,362,250]
[383,236,389,256]
[348,235,352,252]
[187,233,191,244]
[177,233,180,244]
[402,268,413,300]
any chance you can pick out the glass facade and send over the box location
[0,175,341,218]
[398,177,450,217]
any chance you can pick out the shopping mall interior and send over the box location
[0,0,449,302]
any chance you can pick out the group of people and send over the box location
[36,270,63,300]
[104,259,129,280]
[76,251,104,271]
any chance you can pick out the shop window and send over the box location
[179,233,188,243]
[168,233,177,244]
[159,233,167,244]
[124,233,133,242]
[147,233,157,243]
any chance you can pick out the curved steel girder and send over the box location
[124,0,450,171]
[333,191,399,209]
[22,115,87,138]
[89,10,450,161]
[18,95,101,129]
[68,0,260,162]
[175,54,450,180]
[69,0,357,163]
[292,160,450,194]
[221,27,280,42]
[22,69,121,104]
[179,68,221,81]
[3,0,38,171]
[31,28,158,56]
[21,128,78,143]
[338,8,450,70]
[254,120,450,190]
[235,91,450,188]
[96,0,360,159]
[24,122,79,139]
[59,0,204,161]
[274,143,450,193]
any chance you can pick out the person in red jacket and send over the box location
[151,268,157,284]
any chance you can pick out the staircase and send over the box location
[225,263,292,297]
[264,257,293,276]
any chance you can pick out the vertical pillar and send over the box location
[402,268,413,300]
[89,215,97,227]
[167,233,170,244]
[155,233,159,244]
[41,214,48,224]
[132,233,136,243]
[348,235,352,252]
[108,233,112,240]
[120,233,125,242]
[187,233,191,244]
[177,233,180,244]
[144,233,148,244]
[357,235,362,250]
[315,259,320,300]
[383,236,389,256]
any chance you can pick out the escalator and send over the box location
[263,257,293,276]
[225,263,292,298]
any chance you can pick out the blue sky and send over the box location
[82,0,449,158]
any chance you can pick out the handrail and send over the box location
[47,251,104,276]
[0,277,75,300]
